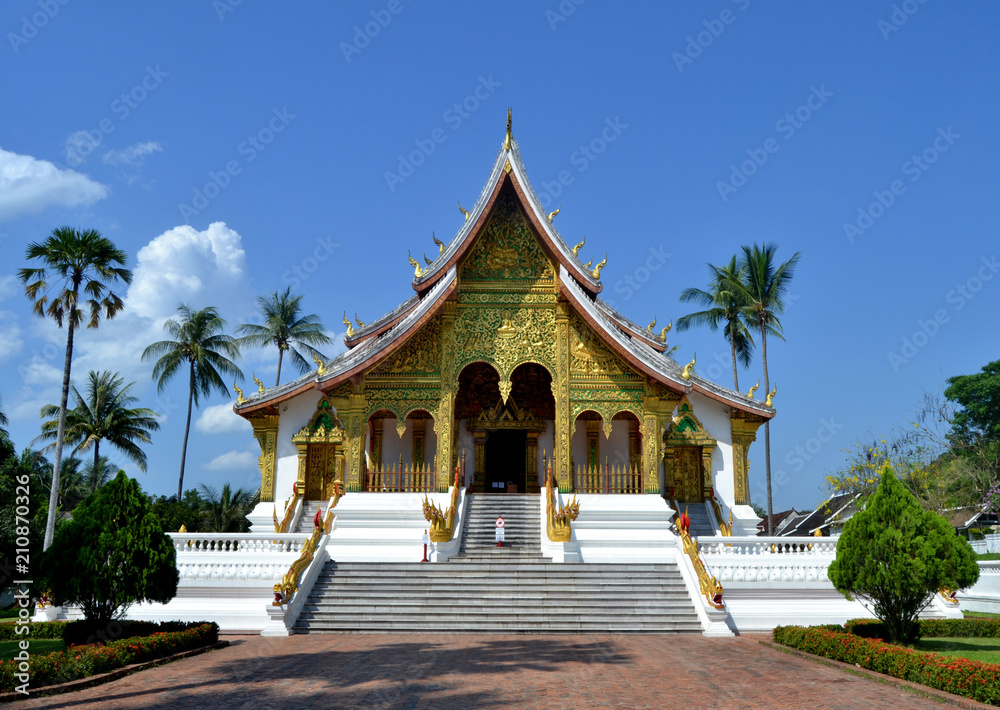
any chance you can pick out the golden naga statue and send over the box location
[312,352,327,375]
[233,382,245,404]
[545,461,580,543]
[252,372,265,394]
[408,251,424,278]
[354,313,366,329]
[582,259,593,269]
[432,232,445,254]
[659,320,672,343]
[571,236,585,257]
[547,205,560,223]
[422,454,464,542]
[342,311,354,337]
[458,202,470,222]
[646,316,657,334]
[423,254,433,266]
[503,107,512,151]
[747,381,760,399]
[765,384,777,407]
[681,354,696,380]
[591,254,607,279]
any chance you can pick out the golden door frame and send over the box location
[663,396,717,503]
[467,396,546,493]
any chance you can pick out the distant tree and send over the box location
[18,227,132,550]
[236,288,332,386]
[676,255,756,391]
[0,394,8,436]
[39,471,178,624]
[724,243,800,535]
[0,436,48,590]
[945,359,1000,486]
[150,489,205,533]
[81,455,118,496]
[198,483,258,532]
[37,370,160,475]
[142,305,242,501]
[828,466,979,644]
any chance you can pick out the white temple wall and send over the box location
[687,392,735,506]
[571,418,588,468]
[274,390,322,511]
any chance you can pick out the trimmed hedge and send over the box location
[774,625,1000,705]
[844,617,1000,641]
[0,622,67,641]
[0,622,219,691]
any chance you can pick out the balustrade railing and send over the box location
[573,462,642,494]
[168,533,309,555]
[697,536,838,557]
[365,459,435,492]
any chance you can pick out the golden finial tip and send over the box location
[591,254,607,279]
[342,311,354,337]
[747,381,760,399]
[571,236,586,257]
[765,384,777,407]
[646,316,657,334]
[547,205,560,223]
[458,202,470,222]
[659,320,672,343]
[503,107,512,150]
[681,354,696,381]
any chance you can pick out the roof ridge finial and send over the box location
[503,107,512,151]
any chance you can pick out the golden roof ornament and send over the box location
[571,236,585,257]
[342,311,354,337]
[547,205,560,223]
[354,313,366,329]
[583,259,593,269]
[252,372,265,394]
[458,202,470,222]
[233,382,245,404]
[765,384,777,408]
[312,352,327,375]
[591,254,607,279]
[659,320,673,343]
[432,232,445,254]
[178,523,187,533]
[503,107,512,151]
[408,251,424,278]
[681,354,696,381]
[423,254,433,266]
[747,381,760,399]
[646,316,657,334]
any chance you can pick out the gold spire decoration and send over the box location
[765,384,777,408]
[312,352,327,375]
[547,205,560,223]
[432,232,444,254]
[354,313,366,329]
[583,259,593,269]
[179,523,187,533]
[681,354,696,381]
[571,236,585,257]
[747,381,760,399]
[503,107,512,151]
[233,382,245,404]
[458,202,470,222]
[252,372,265,394]
[659,320,672,343]
[591,254,607,279]
[342,311,354,337]
[408,251,424,278]
[423,254,433,266]
[646,316,657,334]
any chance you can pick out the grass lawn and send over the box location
[916,637,1000,664]
[963,610,1000,619]
[0,608,20,620]
[0,639,65,660]
[977,553,1000,561]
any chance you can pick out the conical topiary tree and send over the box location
[39,470,178,624]
[828,465,979,643]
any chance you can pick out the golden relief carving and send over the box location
[730,410,764,506]
[568,313,639,379]
[370,316,443,377]
[459,188,554,283]
[249,412,279,503]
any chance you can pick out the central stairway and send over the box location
[294,494,701,633]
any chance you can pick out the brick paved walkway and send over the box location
[17,634,964,709]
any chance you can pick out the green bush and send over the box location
[0,622,218,691]
[0,622,67,641]
[774,625,1000,704]
[842,617,1000,640]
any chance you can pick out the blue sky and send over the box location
[1,1,997,511]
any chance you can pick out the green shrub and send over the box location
[0,622,67,641]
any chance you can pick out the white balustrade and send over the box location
[697,536,838,557]
[176,561,292,581]
[168,532,310,555]
[696,536,837,585]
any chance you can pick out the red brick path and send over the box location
[17,634,962,709]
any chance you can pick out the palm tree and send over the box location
[0,394,8,438]
[142,305,243,500]
[36,370,160,476]
[725,243,801,535]
[82,456,118,496]
[676,256,756,391]
[236,288,332,386]
[198,483,259,532]
[18,227,132,549]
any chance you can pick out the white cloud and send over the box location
[0,311,23,361]
[0,147,109,221]
[0,275,16,302]
[103,141,162,167]
[205,449,258,471]
[196,401,250,435]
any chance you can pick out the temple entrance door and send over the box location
[673,446,704,503]
[305,444,340,501]
[484,430,527,493]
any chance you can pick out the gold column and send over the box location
[730,412,764,506]
[526,431,539,493]
[628,418,640,471]
[554,300,572,491]
[473,430,487,492]
[436,301,457,492]
[371,416,383,468]
[662,444,675,498]
[702,448,714,502]
[332,387,367,493]
[585,419,601,469]
[249,412,280,503]
[412,417,426,468]
[294,441,307,497]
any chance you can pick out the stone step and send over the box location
[295,621,703,633]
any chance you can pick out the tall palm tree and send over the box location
[82,455,118,496]
[18,227,132,549]
[676,256,756,391]
[725,243,801,535]
[36,370,160,475]
[236,288,332,386]
[142,305,243,500]
[0,394,8,438]
[198,483,258,532]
